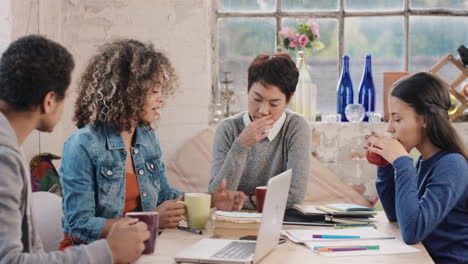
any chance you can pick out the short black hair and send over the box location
[0,35,74,110]
[247,53,299,102]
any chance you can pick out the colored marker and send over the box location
[312,234,361,239]
[314,245,380,250]
[319,247,368,252]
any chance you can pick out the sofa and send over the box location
[165,128,371,206]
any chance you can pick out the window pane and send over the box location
[409,16,468,89]
[282,0,338,11]
[218,0,275,13]
[282,18,339,114]
[218,18,276,110]
[411,0,467,9]
[345,0,404,11]
[344,16,404,113]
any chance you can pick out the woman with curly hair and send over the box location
[59,39,246,250]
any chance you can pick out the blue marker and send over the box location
[312,234,360,239]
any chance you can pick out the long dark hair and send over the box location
[391,72,467,159]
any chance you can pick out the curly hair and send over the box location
[247,52,299,102]
[74,39,179,132]
[0,35,74,110]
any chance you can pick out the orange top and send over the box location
[123,172,141,213]
[59,172,141,250]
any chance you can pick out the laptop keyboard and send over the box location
[211,241,256,259]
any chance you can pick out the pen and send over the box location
[312,234,360,239]
[177,226,203,235]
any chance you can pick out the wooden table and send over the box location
[136,212,434,264]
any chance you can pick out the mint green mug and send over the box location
[177,193,211,229]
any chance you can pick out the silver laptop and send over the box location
[175,169,292,264]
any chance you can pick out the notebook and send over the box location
[283,208,333,226]
[325,203,375,212]
[174,169,292,264]
[316,205,377,217]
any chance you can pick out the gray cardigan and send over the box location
[0,113,112,263]
[209,110,311,208]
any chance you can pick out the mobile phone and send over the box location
[239,235,257,241]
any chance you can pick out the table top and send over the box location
[136,212,434,264]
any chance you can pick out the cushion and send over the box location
[30,153,63,196]
[166,128,214,193]
[305,156,370,206]
[165,127,370,206]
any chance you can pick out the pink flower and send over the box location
[309,21,320,37]
[289,33,300,48]
[298,34,309,47]
[279,27,292,39]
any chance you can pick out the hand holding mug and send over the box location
[125,212,159,254]
[366,132,409,165]
[155,196,185,228]
[107,217,150,262]
[239,115,274,147]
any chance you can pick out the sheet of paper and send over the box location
[304,238,420,257]
[284,227,395,242]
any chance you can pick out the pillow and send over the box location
[166,127,370,206]
[30,153,63,196]
[305,156,371,206]
[166,128,214,193]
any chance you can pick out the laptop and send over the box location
[174,169,292,264]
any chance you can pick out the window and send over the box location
[215,0,468,116]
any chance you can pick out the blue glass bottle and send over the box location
[358,54,376,122]
[336,56,354,122]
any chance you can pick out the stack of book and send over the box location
[211,211,261,236]
[293,203,376,228]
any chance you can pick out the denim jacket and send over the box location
[60,124,183,243]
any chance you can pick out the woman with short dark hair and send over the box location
[209,53,311,208]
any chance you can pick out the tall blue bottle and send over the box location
[358,54,376,122]
[336,56,353,122]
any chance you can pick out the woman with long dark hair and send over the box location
[367,72,467,263]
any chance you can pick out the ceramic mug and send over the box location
[249,186,267,213]
[177,193,211,229]
[125,211,159,254]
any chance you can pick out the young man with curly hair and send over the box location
[0,35,149,263]
[59,39,246,249]
[209,53,311,209]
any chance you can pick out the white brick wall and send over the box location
[7,0,213,165]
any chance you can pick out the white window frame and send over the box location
[211,0,468,101]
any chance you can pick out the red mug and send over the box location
[249,186,267,213]
[366,142,389,167]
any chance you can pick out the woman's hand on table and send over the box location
[212,179,247,211]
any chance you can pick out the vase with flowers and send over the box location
[279,20,324,122]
